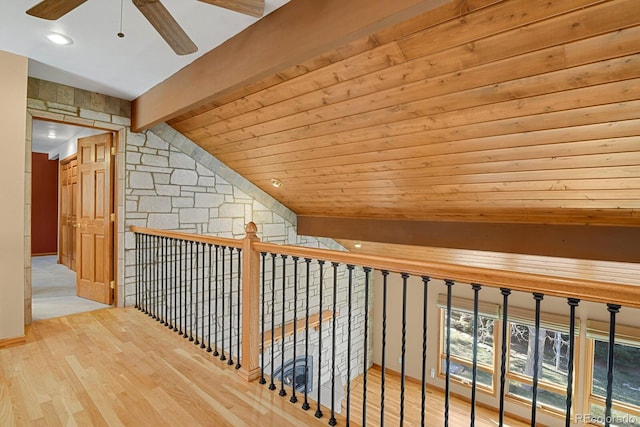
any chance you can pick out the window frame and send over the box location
[437,297,499,395]
[584,322,640,424]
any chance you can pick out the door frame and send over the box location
[25,112,125,324]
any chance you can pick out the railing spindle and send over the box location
[236,248,242,369]
[362,267,372,427]
[499,288,511,426]
[220,246,227,360]
[228,247,234,365]
[207,243,212,351]
[179,240,184,336]
[189,241,194,342]
[259,252,267,384]
[315,259,325,419]
[471,284,482,427]
[380,270,389,427]
[605,303,621,427]
[135,233,139,309]
[200,242,206,348]
[290,257,300,404]
[420,276,430,427]
[164,237,169,326]
[444,279,454,427]
[531,292,544,426]
[400,273,409,426]
[194,242,200,345]
[346,265,354,426]
[565,298,580,427]
[302,258,312,411]
[329,262,339,426]
[279,255,288,396]
[213,245,219,356]
[269,253,277,391]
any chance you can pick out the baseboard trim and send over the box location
[0,335,26,349]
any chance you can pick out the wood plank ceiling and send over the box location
[159,0,639,262]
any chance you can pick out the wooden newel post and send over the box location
[238,222,261,381]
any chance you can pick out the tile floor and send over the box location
[31,255,110,321]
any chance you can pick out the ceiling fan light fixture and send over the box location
[45,32,73,45]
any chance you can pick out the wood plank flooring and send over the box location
[0,308,339,427]
[1,307,527,426]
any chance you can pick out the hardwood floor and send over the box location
[344,366,529,427]
[0,308,339,426]
[1,307,527,426]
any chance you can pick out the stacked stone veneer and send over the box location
[125,123,371,401]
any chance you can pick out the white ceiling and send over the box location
[32,120,103,157]
[1,0,290,100]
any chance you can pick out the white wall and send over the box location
[0,50,27,341]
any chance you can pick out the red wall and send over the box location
[31,153,59,255]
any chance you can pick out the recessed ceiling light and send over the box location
[270,178,283,188]
[45,32,73,46]
[354,242,362,249]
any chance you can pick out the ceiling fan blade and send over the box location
[26,0,88,20]
[133,0,198,56]
[198,0,265,18]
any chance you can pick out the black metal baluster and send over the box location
[179,239,184,336]
[346,265,354,426]
[142,234,147,314]
[194,242,200,345]
[470,284,482,427]
[151,235,157,319]
[220,246,227,360]
[207,244,213,352]
[167,238,173,329]
[189,241,195,342]
[135,233,140,309]
[315,259,325,419]
[228,247,234,366]
[236,248,242,370]
[155,235,161,320]
[164,237,169,326]
[499,288,511,427]
[259,252,267,384]
[380,270,389,427]
[362,267,371,427]
[290,257,299,403]
[400,273,409,426]
[444,279,454,427]
[302,258,312,411]
[329,262,339,426]
[172,238,178,332]
[420,276,430,427]
[605,303,621,427]
[269,253,277,390]
[200,242,206,349]
[565,298,580,427]
[279,255,288,396]
[531,292,544,426]
[213,245,220,357]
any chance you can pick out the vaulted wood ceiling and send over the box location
[133,0,640,263]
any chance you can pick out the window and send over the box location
[438,295,498,392]
[505,321,572,412]
[585,321,640,426]
[501,307,578,415]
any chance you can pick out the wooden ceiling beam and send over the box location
[297,216,640,263]
[131,0,452,132]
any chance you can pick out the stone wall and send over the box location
[125,123,370,397]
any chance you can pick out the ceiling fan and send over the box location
[26,0,265,55]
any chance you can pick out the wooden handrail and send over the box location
[260,310,335,351]
[252,241,640,309]
[130,226,243,248]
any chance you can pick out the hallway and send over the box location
[31,256,109,321]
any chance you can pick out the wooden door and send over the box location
[59,156,78,271]
[76,133,114,304]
